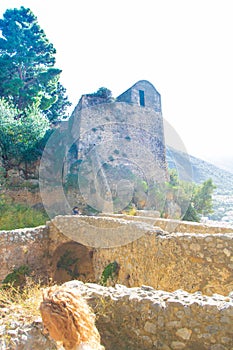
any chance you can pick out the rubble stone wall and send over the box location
[93,230,233,296]
[0,225,49,281]
[65,281,233,350]
[2,282,233,349]
[0,216,232,297]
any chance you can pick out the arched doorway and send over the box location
[52,242,95,284]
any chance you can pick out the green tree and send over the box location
[168,168,179,187]
[167,169,216,222]
[0,6,70,121]
[193,178,216,216]
[182,203,200,222]
[0,99,49,176]
[43,82,71,123]
[88,87,114,101]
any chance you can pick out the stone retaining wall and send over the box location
[50,215,233,295]
[64,281,233,350]
[100,213,233,234]
[0,215,233,296]
[0,225,49,281]
[94,230,233,295]
[2,282,232,349]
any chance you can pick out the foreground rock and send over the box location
[0,318,57,350]
[2,282,232,349]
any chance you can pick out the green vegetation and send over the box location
[192,178,216,216]
[0,6,71,122]
[0,99,49,173]
[87,87,113,101]
[182,203,200,222]
[0,5,72,182]
[0,201,49,230]
[100,261,119,286]
[57,251,80,279]
[64,159,215,222]
[166,169,216,222]
[2,265,30,288]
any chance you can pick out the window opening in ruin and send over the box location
[139,90,145,106]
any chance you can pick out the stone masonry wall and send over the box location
[0,225,49,282]
[101,213,233,234]
[50,215,233,296]
[116,80,162,112]
[69,100,167,183]
[93,230,233,296]
[1,188,42,206]
[0,215,233,297]
[2,281,233,349]
[65,281,233,350]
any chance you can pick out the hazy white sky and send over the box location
[0,0,232,166]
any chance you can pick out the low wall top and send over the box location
[49,215,165,248]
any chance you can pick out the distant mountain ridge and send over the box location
[166,147,233,194]
[207,156,233,174]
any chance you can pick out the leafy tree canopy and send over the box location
[0,6,71,121]
[43,82,71,123]
[167,169,216,222]
[0,98,49,171]
[87,87,114,101]
[192,178,216,216]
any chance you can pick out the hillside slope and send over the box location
[166,147,233,194]
[166,147,233,222]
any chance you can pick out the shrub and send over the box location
[56,251,80,279]
[100,261,119,286]
[2,265,30,288]
[0,203,49,230]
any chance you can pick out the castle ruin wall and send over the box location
[0,216,232,296]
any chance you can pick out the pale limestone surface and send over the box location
[0,225,49,281]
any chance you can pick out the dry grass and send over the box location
[0,278,49,349]
[0,278,44,325]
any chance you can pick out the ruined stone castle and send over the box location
[65,80,168,212]
[70,79,167,171]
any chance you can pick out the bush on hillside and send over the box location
[0,202,48,230]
